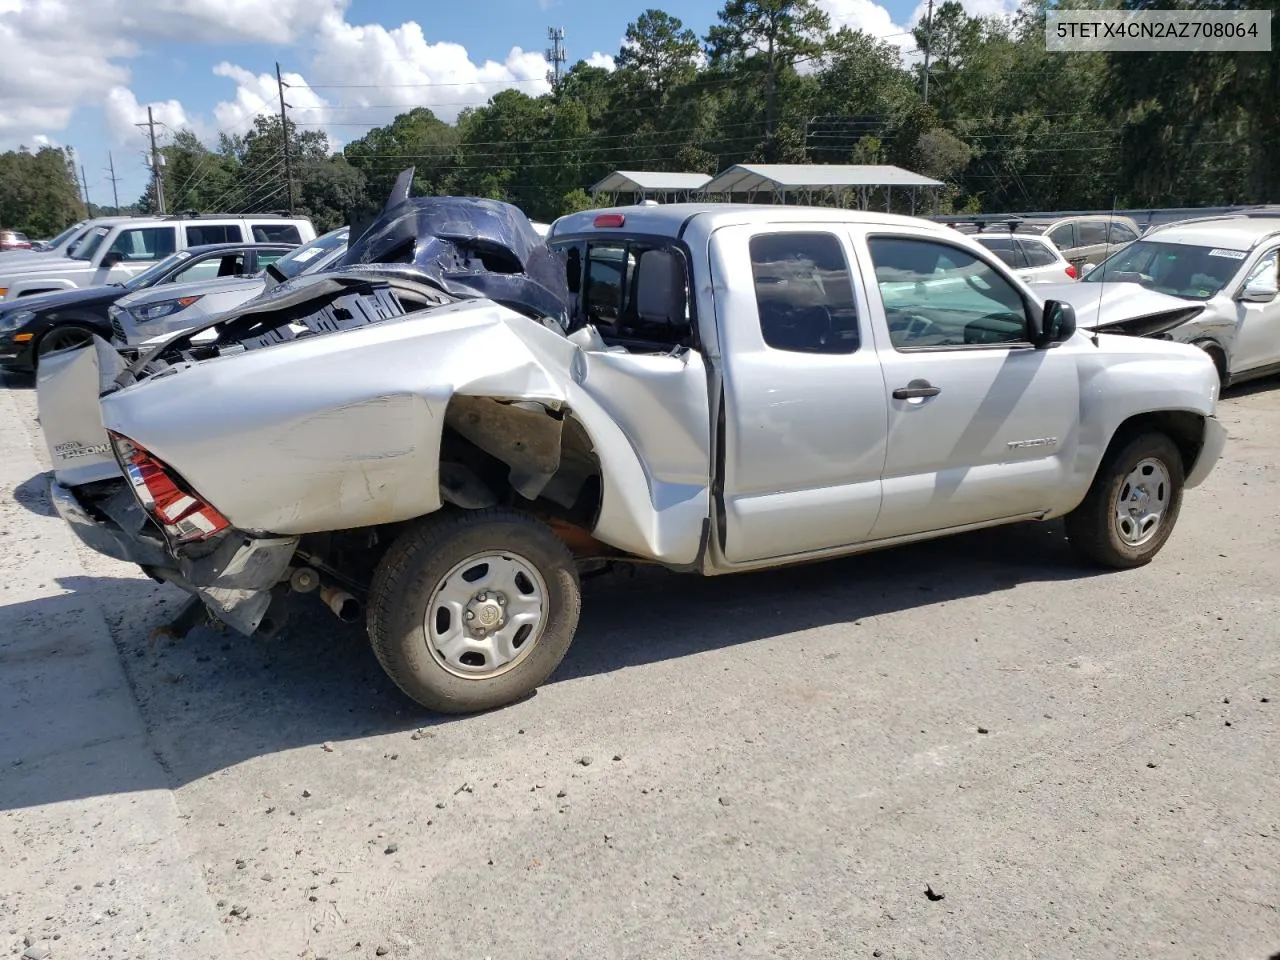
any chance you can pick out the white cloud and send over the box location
[102,86,209,148]
[298,12,552,132]
[818,0,1019,59]
[585,51,616,71]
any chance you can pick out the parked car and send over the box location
[0,229,32,251]
[0,242,296,373]
[0,217,135,268]
[1039,214,1280,387]
[0,214,316,301]
[1040,215,1142,271]
[37,177,1226,716]
[109,226,350,347]
[971,231,1081,284]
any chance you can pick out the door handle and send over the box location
[893,382,942,400]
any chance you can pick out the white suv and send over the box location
[0,215,316,301]
[972,231,1081,285]
[1071,214,1280,387]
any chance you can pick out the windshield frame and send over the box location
[1082,238,1249,301]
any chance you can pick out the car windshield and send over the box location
[71,226,111,262]
[1083,239,1246,300]
[46,223,83,249]
[270,229,349,280]
[122,250,193,290]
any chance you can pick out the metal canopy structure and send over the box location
[703,163,945,213]
[589,170,714,204]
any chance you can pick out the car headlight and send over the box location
[133,295,203,323]
[0,309,35,332]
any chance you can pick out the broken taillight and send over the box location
[109,431,230,543]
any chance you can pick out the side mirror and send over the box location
[1032,300,1076,348]
[1239,278,1278,303]
[100,251,124,269]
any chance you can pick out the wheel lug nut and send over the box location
[465,611,475,621]
[497,596,505,606]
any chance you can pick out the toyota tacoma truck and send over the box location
[36,171,1228,715]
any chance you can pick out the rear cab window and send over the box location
[553,234,694,352]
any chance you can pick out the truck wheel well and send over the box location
[1107,411,1205,475]
[438,396,603,533]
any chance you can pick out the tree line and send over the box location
[2,0,1276,238]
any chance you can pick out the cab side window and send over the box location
[107,227,177,262]
[1076,221,1108,247]
[868,236,1029,350]
[749,232,860,354]
[185,224,244,246]
[253,224,302,244]
[1017,238,1058,268]
[1047,224,1075,250]
[1243,249,1278,290]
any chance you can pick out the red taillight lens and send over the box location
[593,213,625,228]
[109,431,230,543]
[1065,264,1078,279]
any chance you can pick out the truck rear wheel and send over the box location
[367,508,581,714]
[1063,432,1185,569]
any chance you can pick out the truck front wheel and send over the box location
[367,508,582,714]
[1063,432,1185,569]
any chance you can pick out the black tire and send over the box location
[1199,343,1229,390]
[1063,432,1185,569]
[367,508,581,714]
[36,324,96,364]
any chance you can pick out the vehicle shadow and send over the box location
[1223,374,1280,400]
[0,370,34,390]
[0,517,1101,812]
[12,471,53,518]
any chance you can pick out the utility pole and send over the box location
[545,27,567,89]
[78,164,92,217]
[921,0,935,105]
[137,106,166,213]
[276,62,295,213]
[105,152,121,214]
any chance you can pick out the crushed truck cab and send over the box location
[38,179,1228,715]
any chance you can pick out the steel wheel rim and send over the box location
[1114,457,1171,547]
[424,551,548,680]
[39,328,91,355]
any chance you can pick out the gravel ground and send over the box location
[1,371,1277,960]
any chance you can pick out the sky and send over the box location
[0,0,1019,209]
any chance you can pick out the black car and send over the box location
[0,242,295,373]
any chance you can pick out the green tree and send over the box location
[616,9,702,101]
[0,146,83,237]
[344,107,460,204]
[706,0,831,137]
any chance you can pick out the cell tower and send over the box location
[546,27,567,87]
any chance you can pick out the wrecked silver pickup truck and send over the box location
[38,172,1227,714]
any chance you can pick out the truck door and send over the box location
[710,224,889,565]
[853,229,1081,540]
